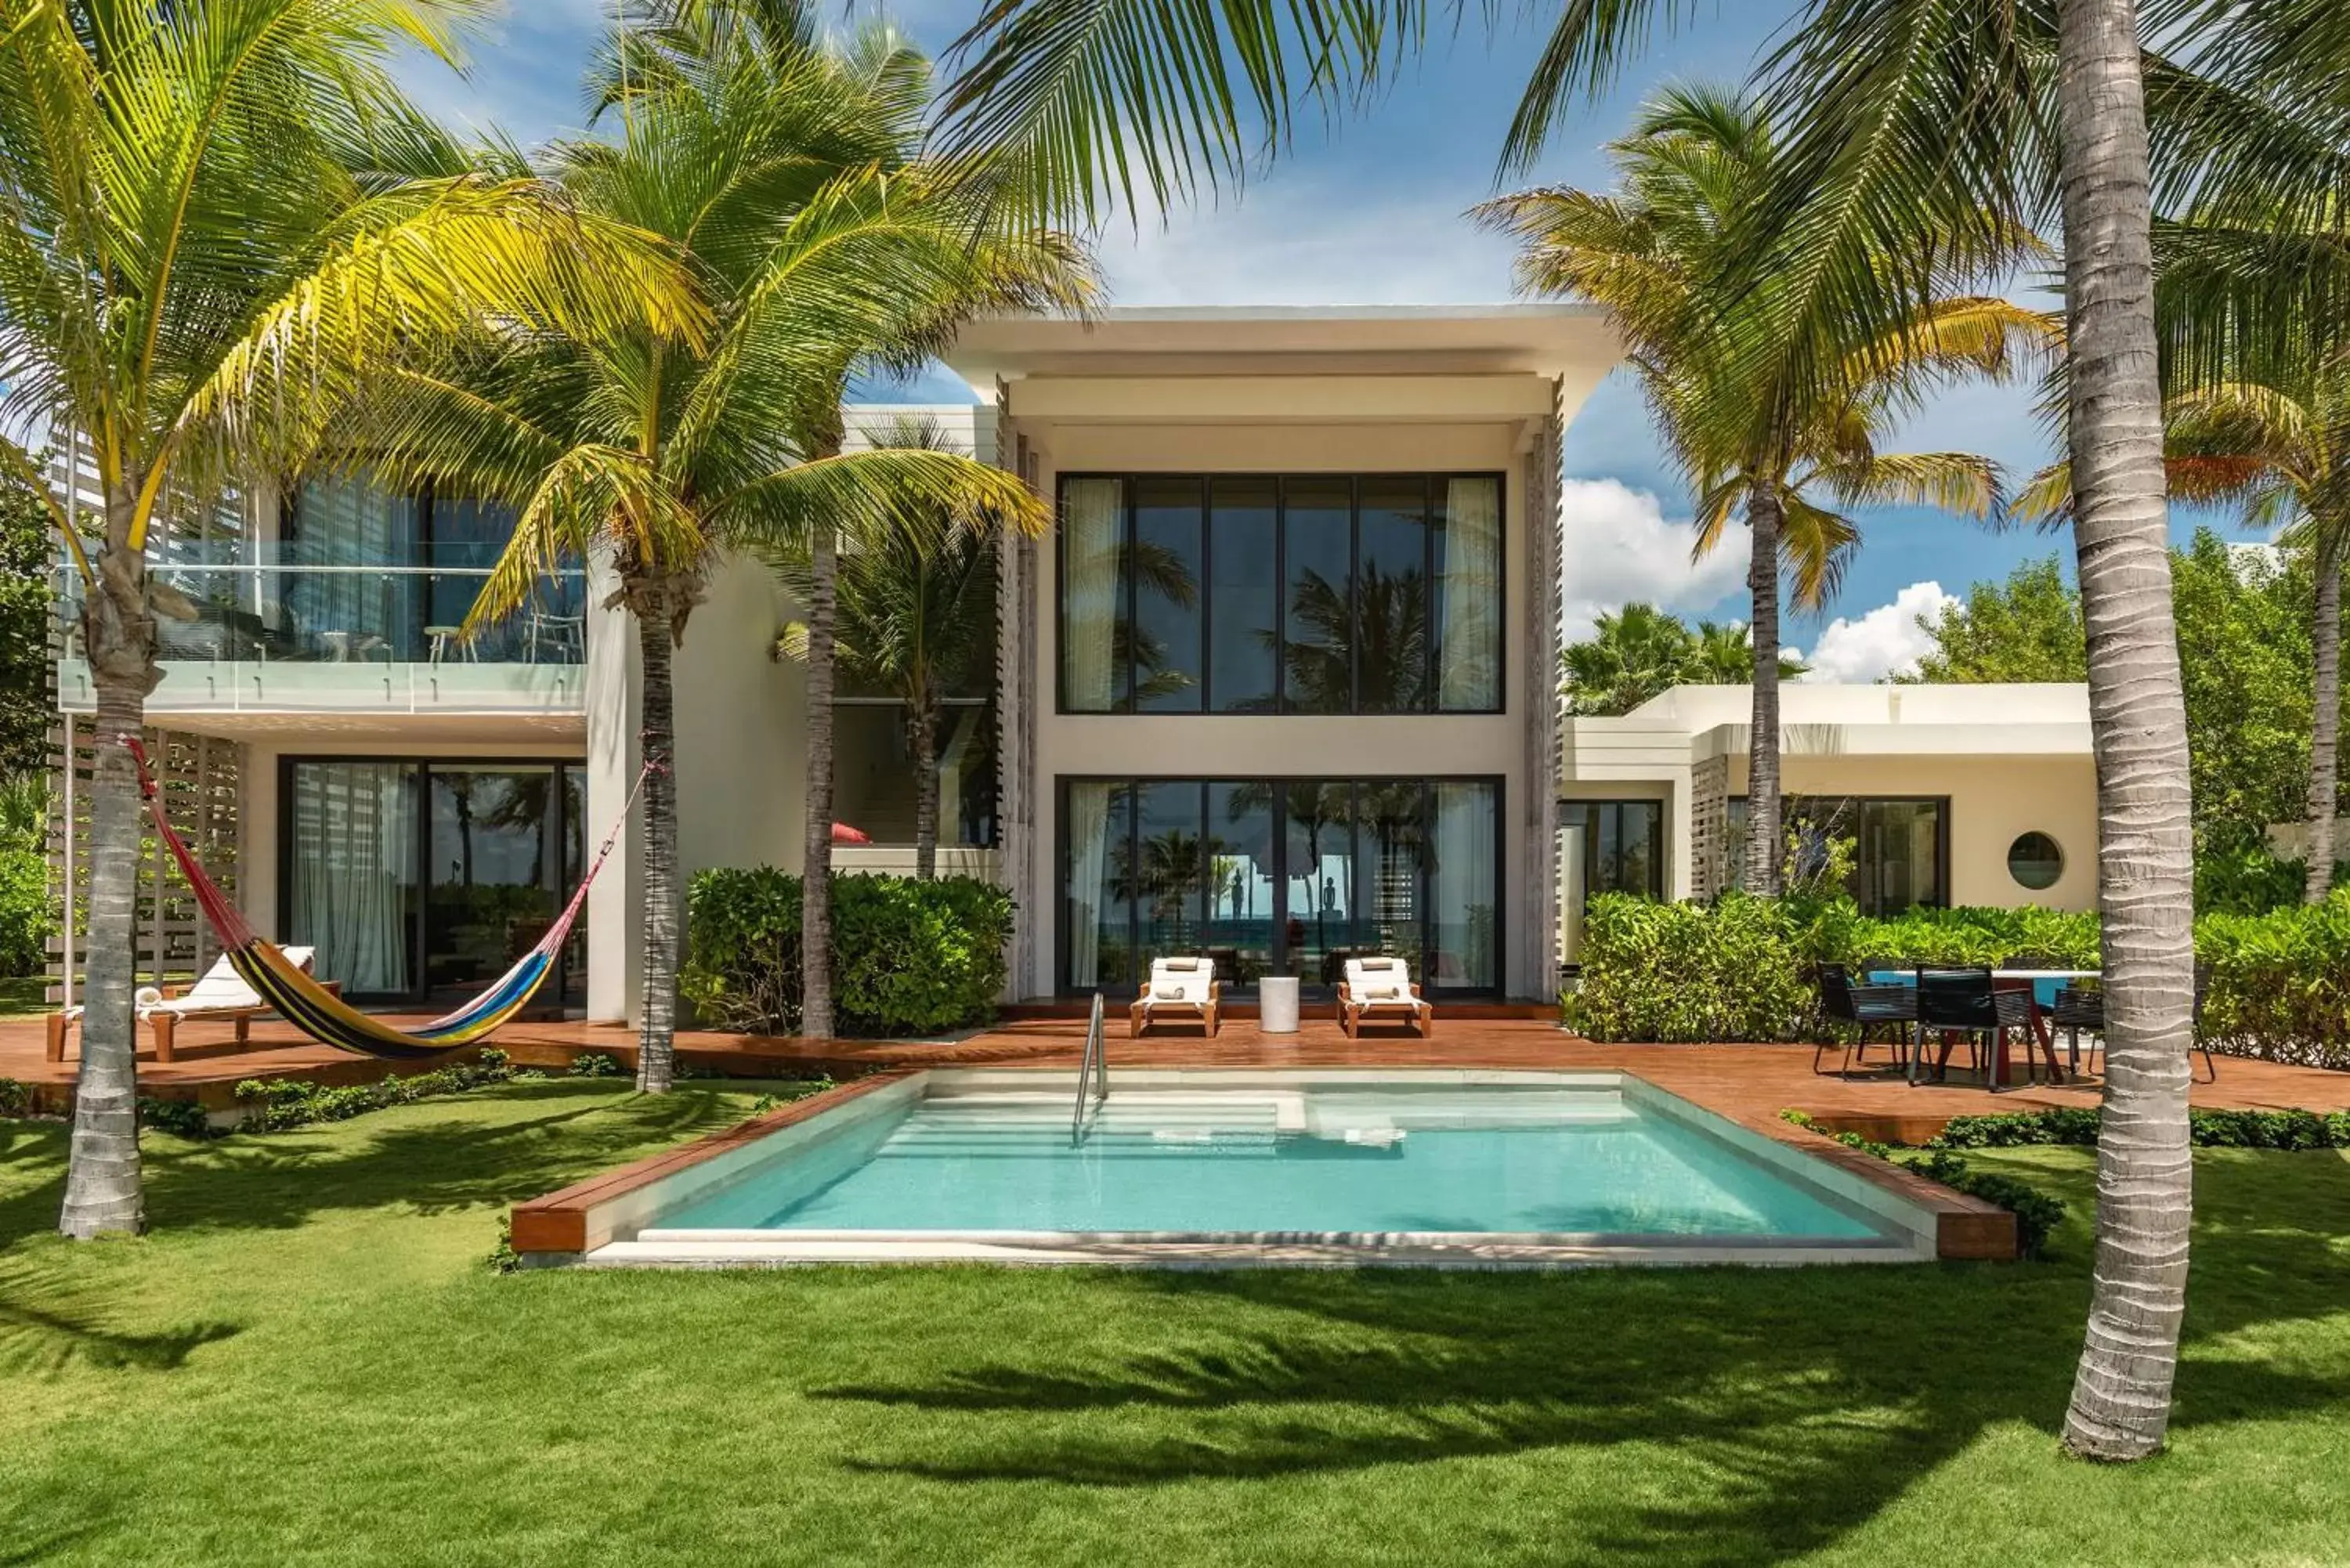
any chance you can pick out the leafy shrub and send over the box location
[2195,891,2350,1069]
[0,1076,30,1117]
[2194,844,2323,915]
[0,775,51,978]
[568,1052,621,1078]
[1571,891,2342,1065]
[681,869,1013,1037]
[136,1097,216,1140]
[234,1050,514,1131]
[1565,894,1814,1042]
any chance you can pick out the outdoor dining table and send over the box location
[1868,969,2102,1091]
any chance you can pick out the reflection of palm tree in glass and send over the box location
[478,773,555,887]
[1114,829,1206,949]
[1356,781,1426,956]
[1274,564,1430,712]
[1074,534,1198,706]
[1286,784,1350,968]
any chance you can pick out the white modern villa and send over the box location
[49,305,2099,1020]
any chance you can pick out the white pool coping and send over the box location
[550,1068,1944,1270]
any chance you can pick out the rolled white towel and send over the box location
[133,985,165,1011]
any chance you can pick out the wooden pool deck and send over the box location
[5,1009,2346,1147]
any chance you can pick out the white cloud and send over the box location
[1795,580,1958,684]
[1558,478,1748,640]
[1095,176,1518,306]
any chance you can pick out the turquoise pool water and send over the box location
[657,1085,1887,1240]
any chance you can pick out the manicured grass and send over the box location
[3,1082,2347,1566]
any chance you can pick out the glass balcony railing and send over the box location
[54,557,589,667]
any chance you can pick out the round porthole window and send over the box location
[2008,831,2064,891]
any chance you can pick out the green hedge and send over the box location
[679,869,1013,1038]
[1567,891,2350,1067]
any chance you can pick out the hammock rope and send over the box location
[125,735,656,1059]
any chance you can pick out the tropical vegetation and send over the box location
[1567,888,2350,1071]
[352,2,1089,1086]
[1480,86,2037,895]
[1911,538,2348,883]
[772,417,1002,881]
[679,865,1013,1036]
[0,0,707,1239]
[1560,602,1806,717]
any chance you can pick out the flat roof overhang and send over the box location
[944,304,1621,391]
[1693,721,2096,762]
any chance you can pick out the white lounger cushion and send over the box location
[1344,957,1425,1008]
[1141,957,1215,1009]
[135,947,316,1016]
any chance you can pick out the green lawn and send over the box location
[0,974,49,1016]
[2,1082,2346,1567]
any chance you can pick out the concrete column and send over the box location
[1520,390,1564,1002]
[584,550,643,1025]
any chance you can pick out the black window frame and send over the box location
[277,753,588,1006]
[1561,798,1668,904]
[1054,772,1507,997]
[1729,793,1954,916]
[1053,471,1508,717]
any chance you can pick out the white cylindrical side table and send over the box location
[1258,975,1300,1035]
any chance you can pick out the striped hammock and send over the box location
[125,737,649,1060]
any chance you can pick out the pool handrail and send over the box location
[1070,992,1108,1145]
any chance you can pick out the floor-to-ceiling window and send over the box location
[1726,794,1948,914]
[284,757,588,1006]
[1059,777,1502,995]
[1057,473,1505,714]
[1560,800,1667,903]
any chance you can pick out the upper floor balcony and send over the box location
[54,476,589,722]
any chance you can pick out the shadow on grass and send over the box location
[0,1079,765,1245]
[811,1151,2350,1566]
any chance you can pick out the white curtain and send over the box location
[288,477,419,656]
[1061,479,1123,710]
[1431,782,1497,987]
[1064,782,1114,988]
[1438,477,1502,710]
[291,763,414,992]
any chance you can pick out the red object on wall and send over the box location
[830,822,872,844]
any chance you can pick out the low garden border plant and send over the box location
[232,1050,519,1132]
[1779,1110,2067,1258]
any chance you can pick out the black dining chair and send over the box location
[1813,963,1918,1078]
[1914,966,2043,1089]
[2050,963,2218,1082]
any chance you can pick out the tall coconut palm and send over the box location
[2020,374,2350,901]
[1480,88,2041,893]
[0,0,703,1237]
[773,417,1001,880]
[938,0,2228,1459]
[354,5,1092,1084]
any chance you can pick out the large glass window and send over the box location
[1058,474,1504,714]
[1561,800,1665,903]
[284,757,588,1004]
[1726,794,1947,915]
[1060,777,1500,995]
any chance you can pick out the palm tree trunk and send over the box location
[801,485,839,1042]
[1742,487,1785,898]
[60,523,158,1238]
[2305,529,2342,902]
[2054,0,2200,1464]
[909,701,938,881]
[634,581,678,1094]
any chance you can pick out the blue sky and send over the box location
[395,1,2264,680]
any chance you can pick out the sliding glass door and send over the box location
[285,757,588,1006]
[1061,777,1502,996]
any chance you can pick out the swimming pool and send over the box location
[547,1071,1945,1267]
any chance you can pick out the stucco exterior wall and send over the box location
[1729,753,2100,911]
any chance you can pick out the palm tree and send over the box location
[2021,375,2350,901]
[0,0,702,1237]
[1480,88,2039,893]
[357,3,1091,1082]
[1560,602,1809,716]
[773,417,1000,880]
[937,0,2218,1458]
